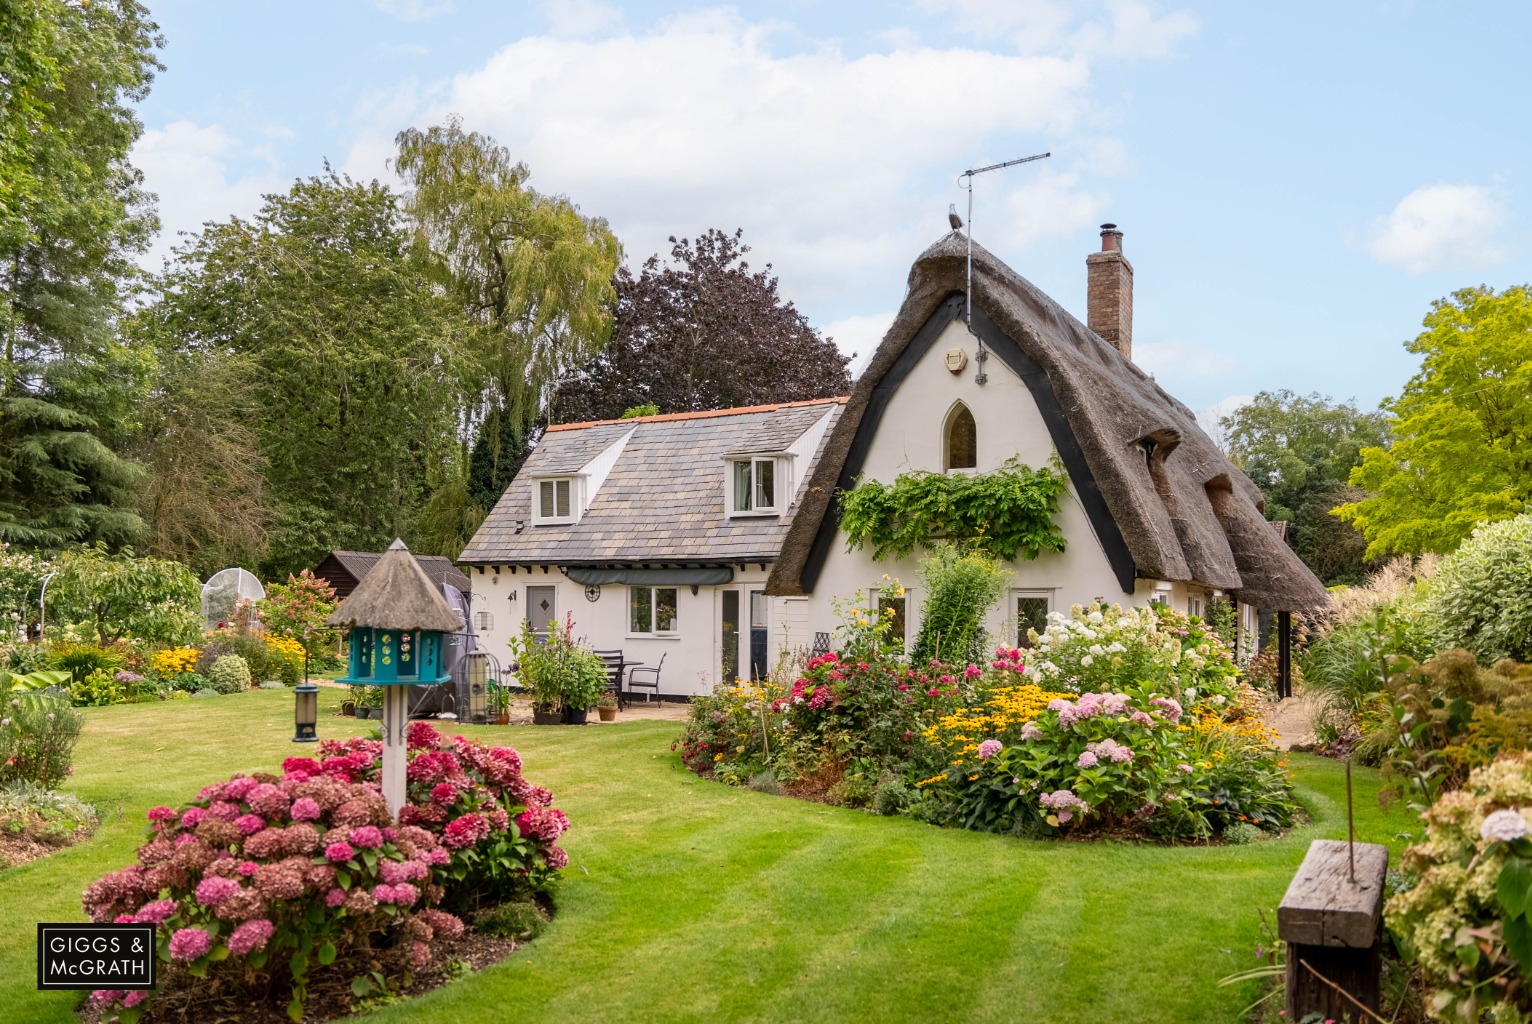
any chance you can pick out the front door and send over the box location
[526,586,557,637]
[720,590,740,683]
[749,590,768,681]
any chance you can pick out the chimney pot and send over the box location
[1087,223,1133,360]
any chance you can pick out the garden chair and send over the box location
[811,632,832,657]
[625,653,664,705]
[593,649,627,710]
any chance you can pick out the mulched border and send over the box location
[0,816,97,869]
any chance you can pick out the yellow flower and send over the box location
[896,586,905,597]
[714,753,723,762]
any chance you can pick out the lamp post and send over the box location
[325,539,464,817]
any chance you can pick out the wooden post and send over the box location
[1276,609,1293,700]
[380,685,408,819]
[1278,839,1388,1021]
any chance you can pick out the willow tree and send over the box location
[394,118,621,533]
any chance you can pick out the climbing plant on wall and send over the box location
[838,456,1070,562]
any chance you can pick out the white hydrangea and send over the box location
[1481,809,1530,843]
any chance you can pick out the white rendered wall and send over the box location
[806,318,1167,644]
[463,564,784,697]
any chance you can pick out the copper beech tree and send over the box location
[552,229,852,423]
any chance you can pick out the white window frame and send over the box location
[1012,589,1053,647]
[628,585,680,637]
[532,476,580,525]
[726,455,787,517]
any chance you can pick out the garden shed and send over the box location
[312,550,471,602]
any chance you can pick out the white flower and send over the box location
[1107,642,1126,654]
[1481,809,1530,843]
[1087,611,1104,624]
[1080,655,1094,667]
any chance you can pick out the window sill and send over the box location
[531,518,578,526]
[727,510,781,519]
[624,633,682,641]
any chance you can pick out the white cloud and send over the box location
[370,0,453,21]
[821,311,897,377]
[1195,393,1253,451]
[538,0,623,37]
[1366,183,1510,274]
[1134,338,1236,379]
[917,0,1198,60]
[349,9,1110,308]
[131,121,286,271]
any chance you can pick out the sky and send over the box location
[128,0,1532,428]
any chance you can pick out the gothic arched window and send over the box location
[945,403,977,471]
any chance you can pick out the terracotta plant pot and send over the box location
[597,706,618,722]
[532,708,562,726]
[494,712,510,725]
[563,707,589,726]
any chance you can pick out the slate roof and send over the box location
[459,399,845,565]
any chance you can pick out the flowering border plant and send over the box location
[81,722,566,1023]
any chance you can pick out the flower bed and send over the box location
[80,722,567,1023]
[677,600,1294,843]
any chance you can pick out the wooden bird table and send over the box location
[1277,839,1389,1021]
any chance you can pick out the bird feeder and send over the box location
[292,681,319,742]
[465,653,489,725]
[327,539,464,817]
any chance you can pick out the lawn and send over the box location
[0,690,1414,1023]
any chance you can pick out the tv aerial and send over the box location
[957,151,1050,384]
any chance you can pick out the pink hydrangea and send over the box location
[977,739,1003,760]
[1039,789,1087,813]
[223,776,257,800]
[326,887,346,908]
[1019,722,1043,741]
[325,841,355,863]
[133,899,178,925]
[194,876,242,907]
[430,782,458,805]
[1129,711,1154,728]
[443,813,491,850]
[237,860,259,876]
[227,918,274,955]
[1176,763,1194,774]
[179,807,205,829]
[289,797,321,821]
[234,814,266,836]
[1150,696,1183,724]
[146,805,176,823]
[123,991,147,1008]
[168,927,212,961]
[350,825,383,849]
[1076,750,1099,768]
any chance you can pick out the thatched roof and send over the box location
[326,539,465,632]
[765,232,1329,613]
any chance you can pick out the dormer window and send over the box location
[728,456,784,516]
[533,477,579,525]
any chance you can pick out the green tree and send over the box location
[48,544,200,646]
[1221,390,1389,585]
[136,170,468,577]
[1336,286,1532,557]
[554,229,853,423]
[0,0,162,550]
[257,570,337,658]
[394,118,623,434]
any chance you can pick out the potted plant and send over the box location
[560,649,607,725]
[488,678,511,726]
[596,691,619,722]
[515,614,606,725]
[358,686,383,720]
[515,620,566,725]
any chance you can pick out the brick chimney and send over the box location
[1086,223,1133,360]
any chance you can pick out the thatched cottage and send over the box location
[458,227,1326,698]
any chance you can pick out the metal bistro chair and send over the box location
[810,632,832,657]
[625,652,664,706]
[592,649,627,711]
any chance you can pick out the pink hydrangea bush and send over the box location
[81,723,567,1022]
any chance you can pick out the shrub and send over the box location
[199,627,274,681]
[1020,601,1249,708]
[919,687,1296,839]
[170,671,209,694]
[909,548,1009,666]
[0,780,97,847]
[208,654,252,694]
[1387,753,1532,1022]
[2,643,52,673]
[70,669,124,707]
[265,634,306,686]
[515,613,607,711]
[47,545,202,647]
[871,774,911,816]
[1426,513,1532,664]
[0,691,84,787]
[258,570,338,661]
[50,641,124,685]
[1222,821,1263,845]
[747,769,780,795]
[81,722,567,1022]
[150,646,201,679]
